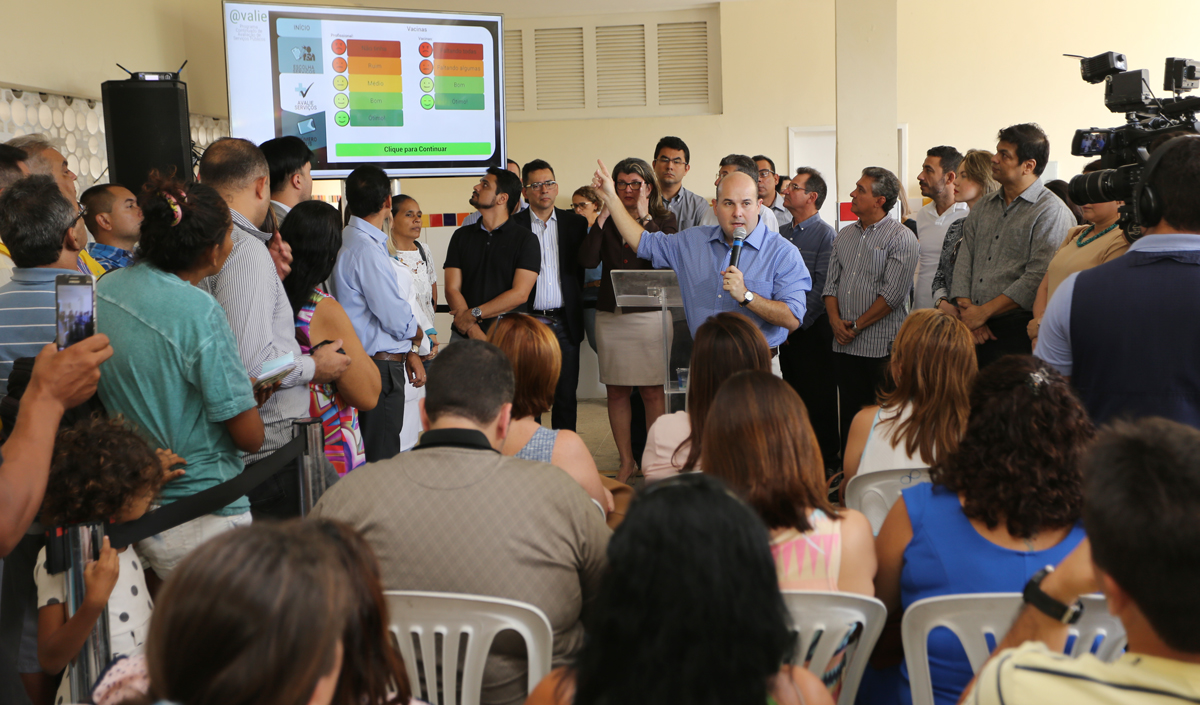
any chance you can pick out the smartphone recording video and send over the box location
[55,274,95,350]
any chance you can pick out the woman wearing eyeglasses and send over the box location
[579,158,678,484]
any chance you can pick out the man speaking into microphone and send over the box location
[592,160,810,375]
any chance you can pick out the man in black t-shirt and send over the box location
[444,167,541,340]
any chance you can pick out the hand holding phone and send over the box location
[55,274,95,350]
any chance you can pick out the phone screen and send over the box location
[55,275,95,350]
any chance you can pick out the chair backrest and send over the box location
[844,468,929,534]
[781,591,888,705]
[385,590,554,705]
[901,593,1128,705]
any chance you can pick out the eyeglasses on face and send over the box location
[655,156,687,166]
[525,180,557,190]
[786,182,811,193]
[757,169,776,179]
[571,201,595,211]
[70,204,87,226]
[615,181,645,191]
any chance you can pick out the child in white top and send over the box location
[35,416,183,705]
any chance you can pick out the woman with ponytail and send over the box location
[96,171,269,580]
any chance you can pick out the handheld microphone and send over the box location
[729,226,748,270]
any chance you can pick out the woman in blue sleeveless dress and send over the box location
[865,356,1095,705]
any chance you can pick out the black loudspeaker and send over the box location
[101,80,192,193]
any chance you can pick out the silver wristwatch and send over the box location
[739,291,755,307]
[471,307,483,321]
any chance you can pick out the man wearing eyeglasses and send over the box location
[699,155,781,232]
[779,167,839,466]
[652,136,708,230]
[753,155,792,228]
[512,159,588,431]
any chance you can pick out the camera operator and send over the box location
[1036,134,1200,427]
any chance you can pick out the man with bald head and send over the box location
[198,137,349,519]
[592,160,809,374]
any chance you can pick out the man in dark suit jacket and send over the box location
[514,159,588,431]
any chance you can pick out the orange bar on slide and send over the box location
[349,56,401,75]
[434,59,484,77]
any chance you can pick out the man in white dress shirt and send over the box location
[912,145,969,309]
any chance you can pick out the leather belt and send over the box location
[371,352,408,362]
[530,308,564,317]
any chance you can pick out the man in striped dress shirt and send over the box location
[822,167,919,450]
[199,138,350,518]
[0,175,91,395]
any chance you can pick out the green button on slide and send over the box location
[433,76,485,93]
[335,142,493,157]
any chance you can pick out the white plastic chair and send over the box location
[782,591,888,705]
[385,590,554,705]
[901,593,1127,705]
[844,468,930,534]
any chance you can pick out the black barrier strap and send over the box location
[104,433,308,549]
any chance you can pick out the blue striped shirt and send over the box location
[636,219,811,347]
[0,268,78,394]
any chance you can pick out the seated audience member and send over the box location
[642,312,772,483]
[199,138,346,515]
[570,186,603,353]
[80,182,143,271]
[579,157,677,483]
[525,472,833,705]
[0,175,89,394]
[330,166,422,462]
[138,522,350,705]
[280,200,381,476]
[1028,160,1129,348]
[34,417,180,705]
[97,173,268,578]
[313,519,419,705]
[962,417,1200,704]
[259,135,315,228]
[486,314,612,512]
[90,518,423,705]
[843,309,976,482]
[312,340,609,705]
[388,194,438,452]
[704,371,876,596]
[868,356,1093,705]
[931,150,1000,318]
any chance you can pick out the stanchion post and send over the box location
[64,523,111,701]
[294,418,324,516]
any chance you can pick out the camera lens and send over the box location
[1068,165,1138,204]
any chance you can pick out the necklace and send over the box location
[1076,222,1118,247]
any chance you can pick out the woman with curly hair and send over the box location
[34,416,180,705]
[868,355,1092,705]
[96,171,268,579]
[842,309,976,482]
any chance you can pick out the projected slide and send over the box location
[224,3,504,178]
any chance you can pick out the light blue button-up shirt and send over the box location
[636,217,811,347]
[329,216,418,355]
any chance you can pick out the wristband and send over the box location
[1023,566,1084,624]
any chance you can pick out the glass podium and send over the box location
[610,269,687,404]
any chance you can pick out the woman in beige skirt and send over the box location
[579,157,679,483]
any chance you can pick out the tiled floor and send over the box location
[561,399,621,477]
